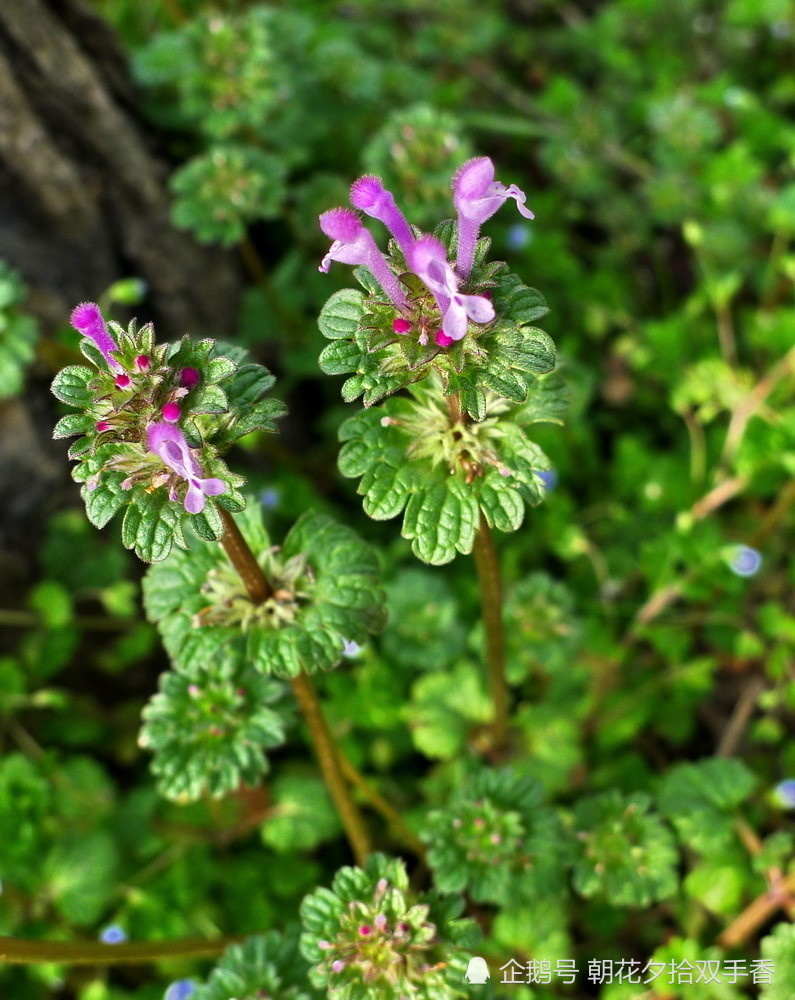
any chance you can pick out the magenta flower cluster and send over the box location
[70,303,225,515]
[319,157,533,347]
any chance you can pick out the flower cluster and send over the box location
[52,302,286,560]
[319,157,533,347]
[419,768,564,905]
[300,854,476,1000]
[67,303,226,515]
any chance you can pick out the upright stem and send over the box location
[217,507,371,864]
[291,674,370,865]
[472,512,509,753]
[219,508,272,602]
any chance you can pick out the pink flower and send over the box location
[350,175,414,259]
[453,157,534,278]
[319,208,408,310]
[71,302,122,372]
[147,423,226,514]
[409,236,494,342]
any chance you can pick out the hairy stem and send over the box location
[0,934,245,966]
[290,674,370,865]
[217,507,370,863]
[472,513,509,753]
[219,507,273,602]
[337,754,427,860]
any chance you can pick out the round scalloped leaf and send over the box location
[143,505,386,678]
[193,930,317,1000]
[318,289,367,340]
[572,791,678,907]
[421,768,566,906]
[139,656,288,802]
[337,384,553,563]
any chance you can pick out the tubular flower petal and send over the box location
[319,208,408,309]
[147,423,226,514]
[409,236,495,342]
[70,302,122,371]
[453,156,534,278]
[350,175,414,259]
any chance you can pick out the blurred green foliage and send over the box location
[4,0,795,996]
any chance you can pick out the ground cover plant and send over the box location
[1,1,795,999]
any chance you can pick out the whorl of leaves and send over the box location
[138,654,288,802]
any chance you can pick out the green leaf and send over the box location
[140,659,287,802]
[318,288,366,340]
[572,791,678,907]
[760,923,795,1000]
[492,275,550,325]
[53,413,94,439]
[402,479,479,565]
[260,774,339,852]
[191,383,229,413]
[481,362,529,401]
[657,757,758,853]
[121,492,186,562]
[51,366,94,408]
[81,477,128,530]
[318,338,365,375]
[477,473,525,532]
[45,831,119,925]
[408,663,493,759]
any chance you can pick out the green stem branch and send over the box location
[218,507,370,863]
[0,934,245,966]
[472,513,509,753]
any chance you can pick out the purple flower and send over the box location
[99,924,126,944]
[164,979,196,1000]
[319,208,408,310]
[408,236,494,343]
[70,302,122,372]
[180,367,200,388]
[453,157,534,279]
[728,544,762,578]
[350,175,414,259]
[147,423,226,514]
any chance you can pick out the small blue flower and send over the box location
[164,979,196,1000]
[536,468,558,492]
[506,224,531,250]
[772,779,795,809]
[99,924,127,944]
[260,487,280,509]
[728,544,762,578]
[342,639,361,658]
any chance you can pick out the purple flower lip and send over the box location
[408,236,494,342]
[453,157,534,279]
[70,302,122,372]
[319,208,408,310]
[147,422,226,514]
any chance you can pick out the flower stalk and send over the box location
[216,508,371,863]
[472,512,509,754]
